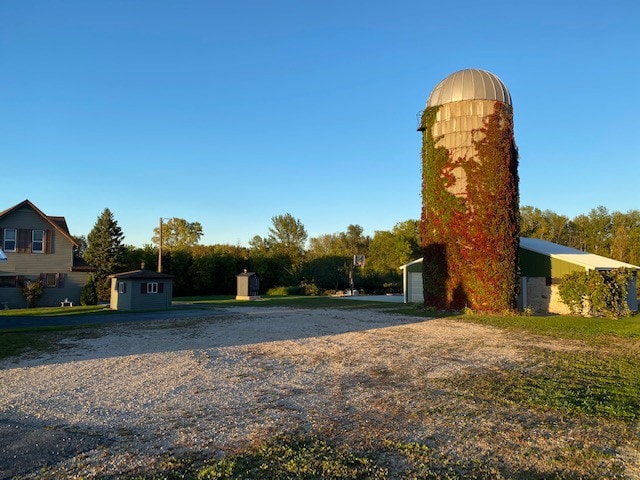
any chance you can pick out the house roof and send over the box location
[399,238,640,272]
[0,199,79,248]
[519,237,640,271]
[109,269,175,280]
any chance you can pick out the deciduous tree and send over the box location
[152,217,203,251]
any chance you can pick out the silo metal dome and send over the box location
[427,69,511,107]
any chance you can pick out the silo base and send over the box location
[235,295,261,301]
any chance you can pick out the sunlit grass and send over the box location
[0,304,110,317]
[455,313,640,421]
[439,346,640,422]
[175,294,423,313]
[461,312,640,340]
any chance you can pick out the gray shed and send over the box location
[109,269,174,311]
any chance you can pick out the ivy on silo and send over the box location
[419,105,465,309]
[420,102,520,312]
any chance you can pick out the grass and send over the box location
[196,435,387,480]
[125,435,503,480]
[453,312,640,422]
[460,312,640,340]
[438,347,640,422]
[176,294,406,309]
[0,304,111,317]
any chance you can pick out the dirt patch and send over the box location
[0,307,636,478]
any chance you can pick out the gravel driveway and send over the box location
[0,307,635,478]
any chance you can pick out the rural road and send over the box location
[0,295,403,330]
[0,305,221,330]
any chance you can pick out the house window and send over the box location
[3,229,16,252]
[119,282,127,294]
[45,273,58,287]
[32,230,44,253]
[147,282,158,294]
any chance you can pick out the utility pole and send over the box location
[158,217,163,273]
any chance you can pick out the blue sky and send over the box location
[2,1,638,247]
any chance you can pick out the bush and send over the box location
[22,280,44,308]
[301,280,319,296]
[559,268,632,318]
[266,285,305,296]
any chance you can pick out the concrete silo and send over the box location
[418,69,519,312]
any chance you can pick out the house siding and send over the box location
[0,202,89,308]
[1,208,74,274]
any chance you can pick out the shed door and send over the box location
[409,272,424,303]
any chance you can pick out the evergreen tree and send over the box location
[80,275,98,306]
[84,208,127,300]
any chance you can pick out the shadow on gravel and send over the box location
[0,417,113,480]
[1,306,437,369]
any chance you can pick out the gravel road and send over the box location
[1,307,635,478]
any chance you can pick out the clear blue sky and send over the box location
[2,1,638,247]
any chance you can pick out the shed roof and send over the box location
[399,258,424,270]
[109,270,175,280]
[236,271,256,277]
[519,237,640,271]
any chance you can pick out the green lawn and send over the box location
[457,312,640,423]
[461,312,640,340]
[175,294,402,308]
[0,304,111,317]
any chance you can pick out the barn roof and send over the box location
[399,238,640,272]
[519,237,640,271]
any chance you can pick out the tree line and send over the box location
[520,205,640,265]
[78,206,640,301]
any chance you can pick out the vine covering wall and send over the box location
[420,102,520,312]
